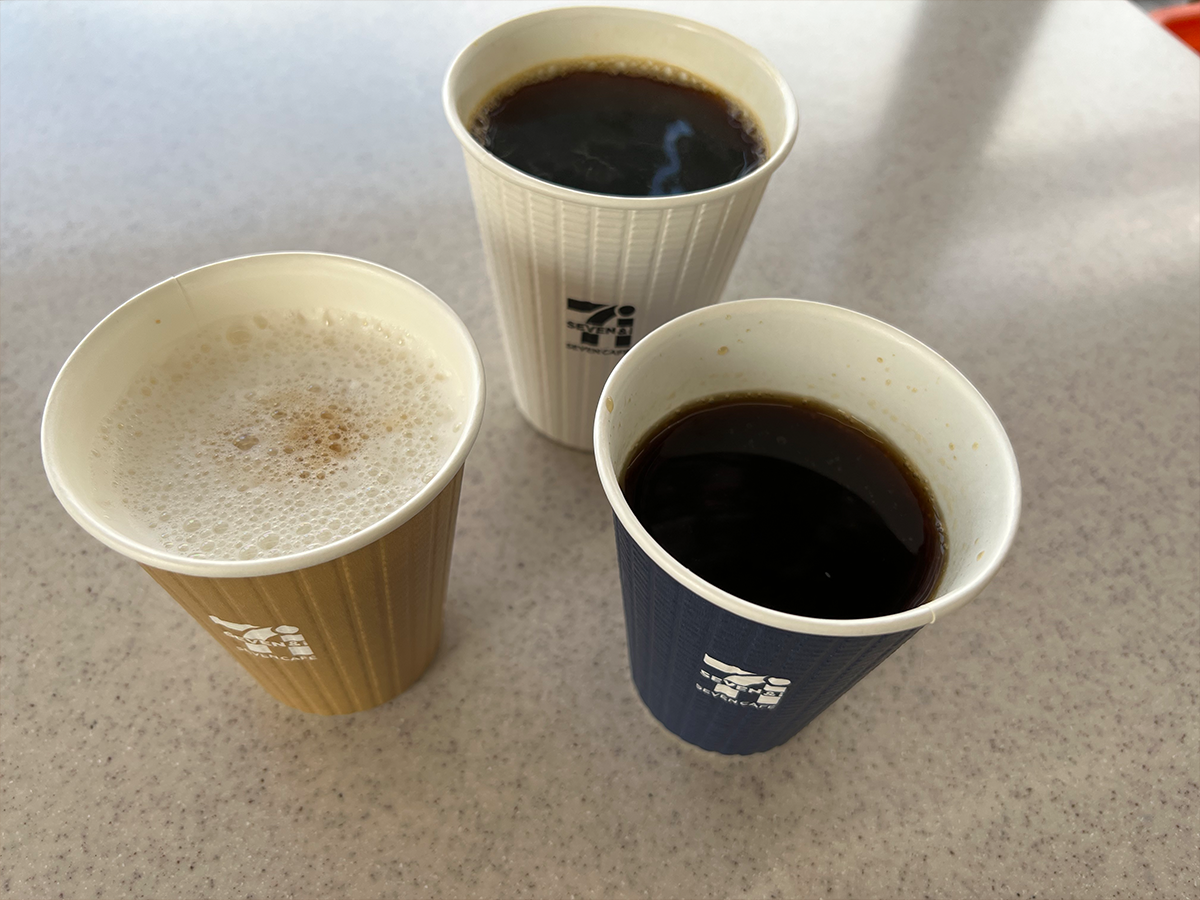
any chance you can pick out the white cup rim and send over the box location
[41,252,487,579]
[442,5,800,209]
[593,298,1022,637]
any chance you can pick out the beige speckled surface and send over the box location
[2,2,1197,898]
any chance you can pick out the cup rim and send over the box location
[41,252,487,579]
[593,297,1022,637]
[442,4,800,209]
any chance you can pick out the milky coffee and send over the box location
[91,308,464,561]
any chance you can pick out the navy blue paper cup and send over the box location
[594,299,1021,755]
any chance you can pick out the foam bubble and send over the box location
[92,308,465,561]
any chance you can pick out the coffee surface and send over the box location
[92,308,464,560]
[621,394,946,619]
[470,58,766,196]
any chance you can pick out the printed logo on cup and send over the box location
[695,654,790,708]
[565,298,635,355]
[209,615,316,662]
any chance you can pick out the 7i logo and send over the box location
[209,615,316,661]
[565,298,636,355]
[696,654,790,708]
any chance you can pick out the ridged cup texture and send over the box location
[143,469,464,715]
[615,518,921,755]
[464,155,769,448]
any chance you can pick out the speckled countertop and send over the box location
[2,2,1197,898]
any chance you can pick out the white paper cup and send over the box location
[594,299,1021,753]
[42,253,486,714]
[444,6,799,449]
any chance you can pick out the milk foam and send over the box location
[91,308,464,561]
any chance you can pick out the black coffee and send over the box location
[470,59,766,197]
[621,394,946,619]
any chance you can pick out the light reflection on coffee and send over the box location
[470,57,767,197]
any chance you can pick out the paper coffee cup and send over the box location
[444,6,799,450]
[42,253,486,715]
[594,299,1021,754]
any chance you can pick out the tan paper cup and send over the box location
[444,6,799,450]
[42,253,486,715]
